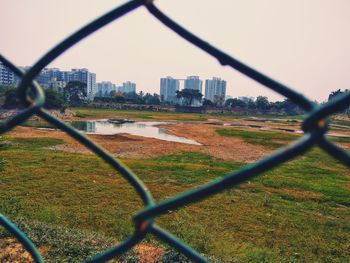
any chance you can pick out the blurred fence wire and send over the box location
[0,0,349,262]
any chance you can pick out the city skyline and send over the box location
[3,61,232,103]
[1,0,350,102]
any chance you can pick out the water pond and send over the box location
[70,120,201,145]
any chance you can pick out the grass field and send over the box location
[1,108,350,261]
[72,108,209,121]
[70,108,307,122]
[1,112,349,263]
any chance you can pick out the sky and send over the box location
[1,0,350,102]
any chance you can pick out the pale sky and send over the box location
[1,0,350,102]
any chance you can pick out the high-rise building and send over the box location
[205,77,227,105]
[28,67,96,99]
[118,81,136,93]
[70,68,97,100]
[35,68,69,91]
[37,68,62,85]
[184,76,202,93]
[160,76,179,103]
[0,61,15,86]
[97,81,115,97]
[12,66,31,85]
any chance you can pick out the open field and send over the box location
[0,108,349,262]
[71,107,305,122]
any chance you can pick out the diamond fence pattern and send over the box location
[0,0,349,262]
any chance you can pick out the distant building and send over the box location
[97,81,115,97]
[0,61,15,86]
[160,76,179,103]
[12,66,31,85]
[184,76,202,93]
[47,78,67,92]
[118,81,136,93]
[205,77,226,105]
[24,67,97,100]
[61,71,72,82]
[37,68,62,86]
[70,68,97,100]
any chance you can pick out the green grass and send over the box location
[21,120,56,129]
[331,118,350,127]
[215,127,299,149]
[0,135,7,172]
[215,126,350,147]
[328,136,350,143]
[0,136,349,262]
[73,110,91,118]
[71,108,303,122]
[71,108,208,121]
[0,217,138,262]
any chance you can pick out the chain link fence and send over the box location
[0,0,349,262]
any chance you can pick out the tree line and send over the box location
[1,82,349,116]
[95,90,161,105]
[222,96,302,115]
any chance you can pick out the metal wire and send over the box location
[0,1,349,262]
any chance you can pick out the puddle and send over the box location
[70,120,201,145]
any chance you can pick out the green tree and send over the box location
[123,92,143,104]
[109,90,116,97]
[176,89,203,106]
[225,98,246,108]
[328,89,343,101]
[271,101,284,110]
[247,98,256,109]
[63,81,87,107]
[2,87,67,111]
[44,88,67,111]
[256,96,270,111]
[281,99,299,115]
[145,93,160,105]
[328,89,349,115]
[203,99,215,107]
[2,88,21,109]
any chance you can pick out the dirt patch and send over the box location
[0,109,75,121]
[9,123,270,163]
[0,238,47,263]
[0,238,32,262]
[134,243,164,263]
[162,124,270,162]
[0,237,163,263]
[334,142,350,150]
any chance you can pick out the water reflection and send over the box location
[70,120,201,145]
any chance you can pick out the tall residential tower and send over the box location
[205,77,227,105]
[160,76,180,103]
[0,61,14,86]
[70,68,97,100]
[118,81,136,93]
[184,76,202,93]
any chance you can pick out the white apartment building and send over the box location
[205,77,227,104]
[0,61,15,86]
[118,81,136,93]
[184,76,202,93]
[160,76,179,103]
[70,68,97,100]
[97,81,115,97]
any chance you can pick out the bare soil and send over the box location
[134,243,164,263]
[0,238,48,263]
[9,124,270,163]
